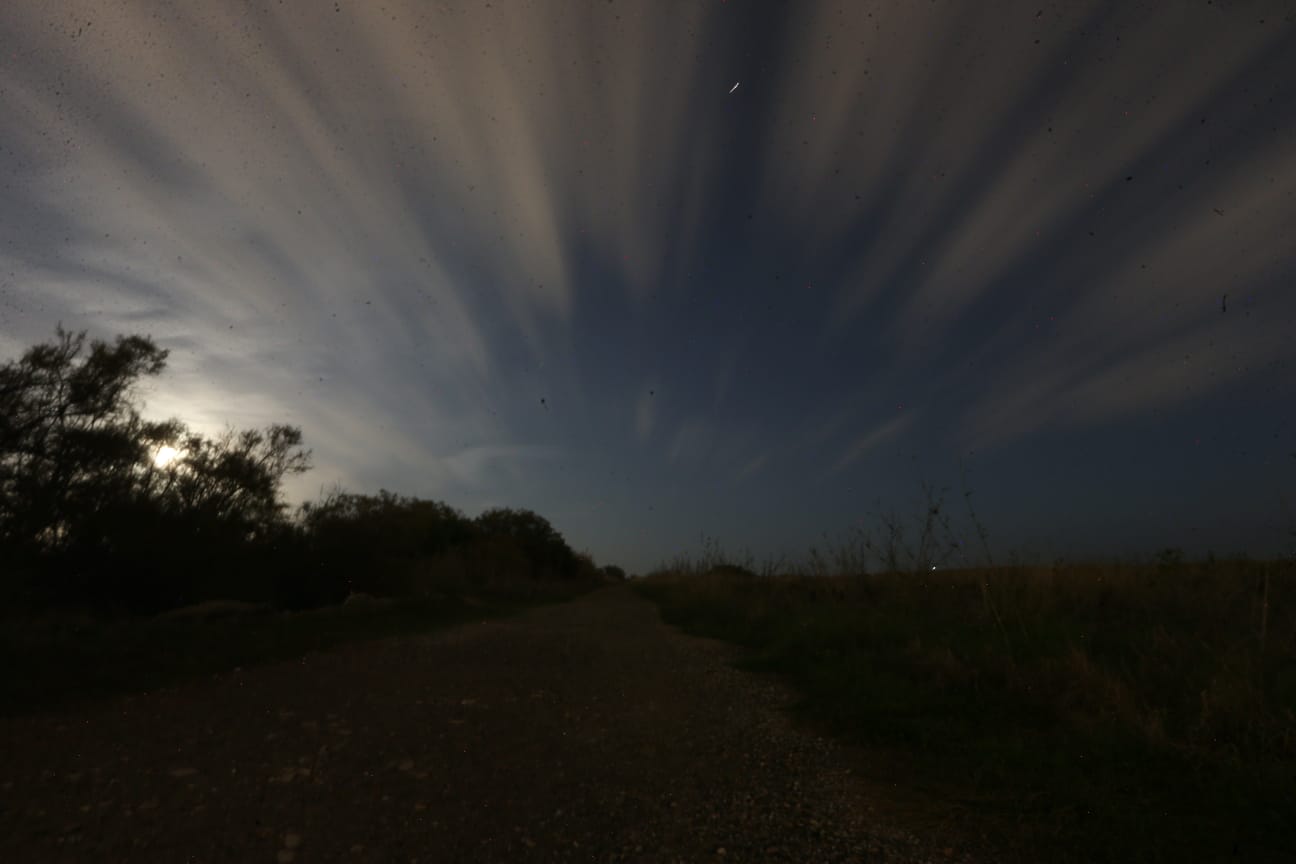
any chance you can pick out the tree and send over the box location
[0,326,170,555]
[294,489,473,600]
[474,507,579,581]
[159,424,311,535]
[0,327,311,612]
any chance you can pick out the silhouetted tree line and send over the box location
[293,491,601,604]
[0,328,608,616]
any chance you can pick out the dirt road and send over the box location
[0,585,979,863]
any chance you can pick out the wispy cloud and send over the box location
[954,140,1296,450]
[635,386,657,443]
[667,420,711,467]
[832,415,912,474]
[736,451,771,480]
[0,0,721,472]
[443,445,562,491]
[2,0,1291,572]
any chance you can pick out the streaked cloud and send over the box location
[635,384,657,443]
[736,451,771,481]
[2,0,1291,570]
[832,415,913,474]
[667,420,712,467]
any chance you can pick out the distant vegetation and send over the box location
[635,493,1296,863]
[0,327,614,619]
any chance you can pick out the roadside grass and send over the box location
[0,581,594,719]
[634,559,1296,863]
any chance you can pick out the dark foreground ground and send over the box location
[0,585,987,863]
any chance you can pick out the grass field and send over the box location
[634,557,1296,863]
[0,582,593,718]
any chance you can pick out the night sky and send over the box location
[2,1,1294,574]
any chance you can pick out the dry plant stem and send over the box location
[959,460,1014,664]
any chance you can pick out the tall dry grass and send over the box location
[634,483,1296,862]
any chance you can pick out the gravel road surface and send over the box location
[0,585,986,863]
